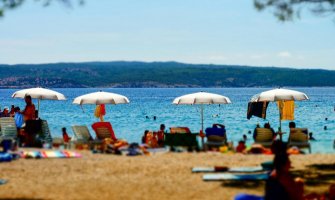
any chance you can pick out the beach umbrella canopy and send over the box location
[12,87,66,115]
[173,92,231,131]
[73,91,129,122]
[250,88,309,102]
[249,88,309,132]
[73,91,129,105]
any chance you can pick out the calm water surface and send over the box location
[0,87,334,153]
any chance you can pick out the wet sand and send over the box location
[0,151,334,200]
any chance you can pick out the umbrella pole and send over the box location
[278,100,283,141]
[201,104,204,149]
[38,99,40,119]
[201,104,204,131]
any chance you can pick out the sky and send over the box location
[0,0,334,69]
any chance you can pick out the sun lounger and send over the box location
[72,125,101,149]
[169,127,191,134]
[192,166,264,173]
[253,128,275,148]
[0,117,17,140]
[288,128,311,153]
[92,122,117,141]
[39,120,53,144]
[204,135,228,151]
[203,172,269,181]
[164,127,199,150]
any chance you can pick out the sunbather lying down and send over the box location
[235,140,335,200]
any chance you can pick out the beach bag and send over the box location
[0,153,12,162]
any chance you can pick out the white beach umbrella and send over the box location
[249,88,309,131]
[73,91,129,105]
[173,92,231,132]
[250,88,309,102]
[12,87,66,115]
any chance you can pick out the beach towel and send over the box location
[22,150,82,159]
[278,100,294,120]
[192,166,264,173]
[247,102,269,120]
[203,173,269,181]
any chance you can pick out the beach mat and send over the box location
[192,166,264,173]
[203,173,269,181]
[22,150,82,159]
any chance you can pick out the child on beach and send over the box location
[235,141,246,153]
[62,127,71,143]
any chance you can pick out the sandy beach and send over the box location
[0,151,334,200]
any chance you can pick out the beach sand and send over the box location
[0,151,334,200]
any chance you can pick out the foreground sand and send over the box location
[0,151,334,200]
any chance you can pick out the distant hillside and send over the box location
[0,61,334,88]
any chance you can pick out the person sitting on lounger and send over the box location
[205,123,226,138]
[252,124,261,140]
[253,122,276,141]
[289,121,296,129]
[156,124,165,147]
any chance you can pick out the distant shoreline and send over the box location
[1,61,335,88]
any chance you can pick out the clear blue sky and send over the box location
[0,0,334,69]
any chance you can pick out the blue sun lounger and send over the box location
[192,166,264,173]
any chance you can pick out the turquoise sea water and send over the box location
[0,87,334,153]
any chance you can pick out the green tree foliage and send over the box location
[0,0,82,17]
[0,61,334,88]
[254,0,335,21]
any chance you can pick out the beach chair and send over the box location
[0,117,17,140]
[91,122,117,141]
[169,127,191,134]
[204,135,228,151]
[40,120,53,144]
[72,125,100,149]
[164,127,199,150]
[288,128,311,153]
[253,128,275,148]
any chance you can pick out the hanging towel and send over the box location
[278,100,294,120]
[94,105,101,118]
[247,102,269,120]
[94,105,106,122]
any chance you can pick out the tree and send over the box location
[254,0,335,21]
[0,0,82,17]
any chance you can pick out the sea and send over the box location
[0,87,334,153]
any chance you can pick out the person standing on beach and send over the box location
[265,141,304,200]
[157,124,165,147]
[22,95,36,121]
[9,105,15,117]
